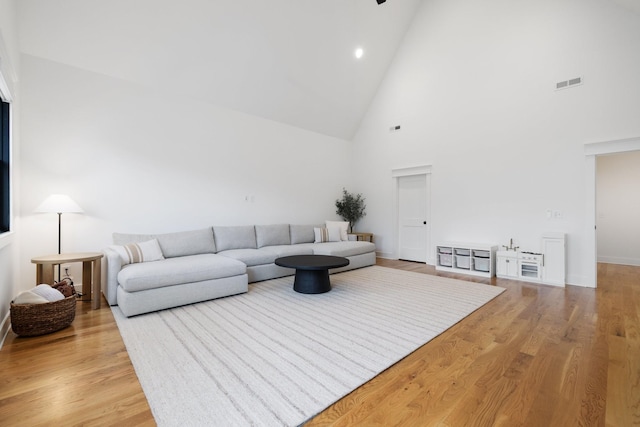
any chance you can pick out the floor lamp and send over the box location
[35,194,84,281]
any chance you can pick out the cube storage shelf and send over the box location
[436,243,498,278]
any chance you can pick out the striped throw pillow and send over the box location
[110,239,165,265]
[314,227,342,243]
[314,227,329,243]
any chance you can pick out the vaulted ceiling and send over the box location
[18,0,423,139]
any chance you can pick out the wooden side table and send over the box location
[31,252,104,309]
[348,232,374,243]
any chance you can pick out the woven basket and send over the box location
[10,295,77,337]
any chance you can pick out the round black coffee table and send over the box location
[275,255,349,294]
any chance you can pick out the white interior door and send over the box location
[398,174,428,262]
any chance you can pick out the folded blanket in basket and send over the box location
[13,284,65,304]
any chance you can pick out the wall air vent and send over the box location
[556,76,583,91]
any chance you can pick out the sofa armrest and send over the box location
[103,247,123,306]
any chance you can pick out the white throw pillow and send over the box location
[327,226,343,242]
[110,239,165,265]
[31,284,65,302]
[13,290,49,304]
[325,220,349,241]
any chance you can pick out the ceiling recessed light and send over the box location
[355,47,364,59]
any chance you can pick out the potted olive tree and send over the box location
[335,188,366,233]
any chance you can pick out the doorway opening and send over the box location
[596,151,640,266]
[585,136,640,288]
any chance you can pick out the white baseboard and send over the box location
[375,252,435,267]
[376,251,395,259]
[597,256,640,267]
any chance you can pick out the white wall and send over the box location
[352,0,640,286]
[597,150,640,265]
[0,0,20,343]
[18,54,353,287]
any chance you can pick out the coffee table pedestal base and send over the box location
[293,269,331,294]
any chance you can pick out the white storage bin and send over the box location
[455,255,470,269]
[455,248,470,256]
[438,247,453,255]
[473,249,490,258]
[438,253,452,267]
[473,257,490,272]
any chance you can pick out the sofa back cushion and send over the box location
[255,224,290,248]
[155,228,216,257]
[113,228,216,258]
[214,225,257,251]
[290,224,317,244]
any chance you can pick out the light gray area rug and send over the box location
[112,265,505,427]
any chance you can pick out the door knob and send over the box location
[423,221,427,225]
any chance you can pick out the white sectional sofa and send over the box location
[104,224,376,317]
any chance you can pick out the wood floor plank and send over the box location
[1,259,638,426]
[0,300,154,426]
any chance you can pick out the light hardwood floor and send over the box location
[1,260,638,426]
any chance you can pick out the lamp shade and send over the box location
[35,194,84,214]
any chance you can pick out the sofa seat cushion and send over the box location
[217,249,277,267]
[261,244,314,258]
[310,241,376,257]
[118,254,246,293]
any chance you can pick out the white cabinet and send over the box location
[496,251,518,278]
[497,251,545,284]
[542,232,565,286]
[495,233,566,287]
[436,243,498,278]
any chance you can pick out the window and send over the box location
[0,99,9,233]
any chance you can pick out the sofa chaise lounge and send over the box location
[104,224,376,317]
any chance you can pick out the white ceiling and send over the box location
[18,0,423,140]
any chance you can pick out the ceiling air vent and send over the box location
[556,76,583,91]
